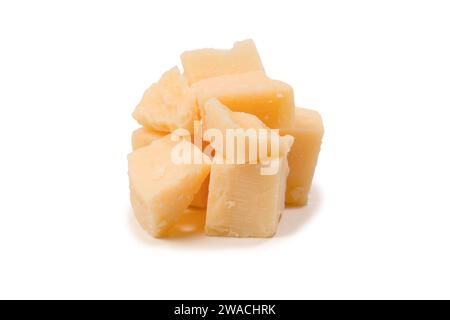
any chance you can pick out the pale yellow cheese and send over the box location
[132,67,198,133]
[131,127,210,209]
[131,127,166,151]
[202,99,293,238]
[205,157,289,238]
[192,71,295,128]
[129,41,324,239]
[202,98,294,162]
[181,39,264,85]
[280,108,324,206]
[128,135,210,237]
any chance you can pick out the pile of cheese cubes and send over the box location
[128,40,324,238]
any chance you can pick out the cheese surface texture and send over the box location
[131,128,211,209]
[281,108,324,206]
[193,71,295,128]
[206,157,289,238]
[133,67,198,133]
[202,98,294,162]
[181,39,264,85]
[202,99,293,237]
[132,127,166,151]
[128,136,210,237]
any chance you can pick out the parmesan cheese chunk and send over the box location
[133,67,198,133]
[206,157,289,238]
[181,39,264,84]
[128,136,210,237]
[281,108,324,206]
[192,72,295,128]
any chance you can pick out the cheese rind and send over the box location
[193,72,295,128]
[128,135,210,237]
[181,39,264,84]
[205,157,289,238]
[132,127,166,151]
[280,108,324,206]
[132,67,198,133]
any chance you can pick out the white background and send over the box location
[0,0,449,300]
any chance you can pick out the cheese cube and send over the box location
[128,135,210,237]
[131,128,211,209]
[202,98,294,161]
[131,127,166,150]
[202,99,293,238]
[205,157,289,238]
[192,71,295,128]
[132,67,198,133]
[280,108,324,206]
[181,39,264,84]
